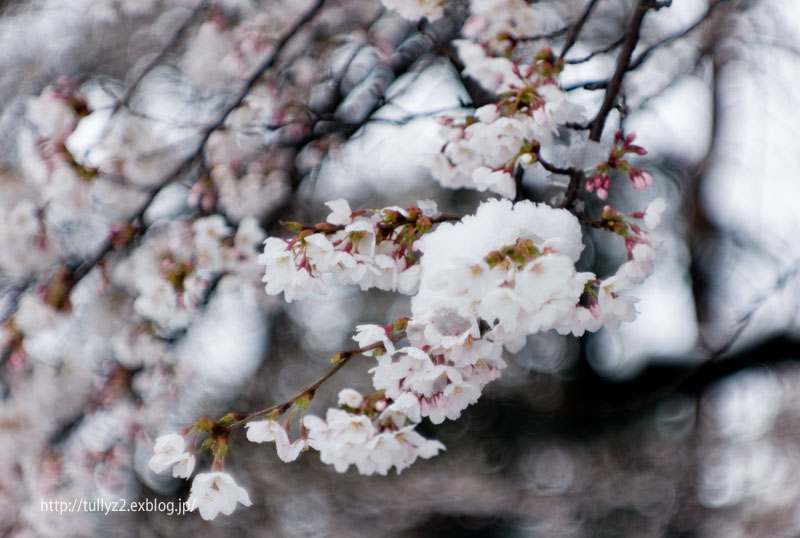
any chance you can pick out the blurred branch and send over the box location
[0,0,329,367]
[114,0,210,112]
[564,1,733,94]
[228,330,407,430]
[559,0,657,209]
[587,0,654,142]
[627,0,732,71]
[559,0,601,60]
[564,37,625,65]
[515,25,572,43]
[557,261,800,420]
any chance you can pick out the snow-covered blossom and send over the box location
[187,472,252,520]
[417,199,440,218]
[412,199,589,319]
[359,198,658,429]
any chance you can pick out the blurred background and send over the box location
[1,0,800,536]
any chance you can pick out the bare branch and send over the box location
[559,0,601,60]
[115,0,210,111]
[627,0,732,71]
[564,36,625,65]
[588,0,653,142]
[228,330,407,430]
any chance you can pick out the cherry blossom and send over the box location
[303,408,445,475]
[148,433,194,477]
[187,472,253,521]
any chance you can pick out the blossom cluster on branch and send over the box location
[0,0,679,529]
[142,0,670,521]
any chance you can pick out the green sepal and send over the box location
[295,393,313,410]
[280,221,305,233]
[194,417,215,433]
[217,413,237,427]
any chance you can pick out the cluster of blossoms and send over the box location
[114,215,265,332]
[18,78,94,212]
[149,433,253,520]
[303,403,445,475]
[352,198,661,430]
[260,199,445,301]
[143,0,669,524]
[421,0,620,201]
[1,1,421,531]
[585,131,654,200]
[246,387,444,475]
[0,199,55,280]
[150,191,664,519]
[181,1,322,92]
[430,48,589,199]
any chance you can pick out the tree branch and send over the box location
[557,0,655,209]
[627,0,732,72]
[559,0,601,60]
[564,36,625,65]
[115,0,210,112]
[588,0,653,142]
[228,330,406,430]
[0,0,329,366]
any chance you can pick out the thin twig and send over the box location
[559,0,655,210]
[564,36,625,64]
[1,0,329,327]
[228,331,406,429]
[515,25,573,43]
[559,0,601,60]
[627,0,731,71]
[115,0,210,111]
[588,0,653,142]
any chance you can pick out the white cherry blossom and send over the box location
[187,472,253,521]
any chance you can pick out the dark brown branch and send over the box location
[559,0,601,60]
[562,1,730,94]
[588,0,653,142]
[627,0,732,71]
[536,154,576,177]
[515,25,573,43]
[563,79,608,92]
[114,0,210,112]
[513,165,525,202]
[559,170,585,209]
[228,330,406,430]
[564,36,625,65]
[1,0,329,327]
[557,0,655,209]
